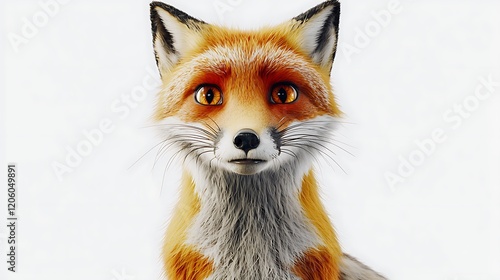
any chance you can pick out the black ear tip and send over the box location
[150,2,175,15]
[150,2,166,32]
[331,2,341,28]
[150,2,167,24]
[150,1,159,8]
[294,0,341,23]
[325,0,340,5]
[325,0,341,7]
[150,1,163,12]
[149,1,206,27]
[314,0,341,11]
[320,0,341,15]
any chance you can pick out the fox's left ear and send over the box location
[291,0,340,73]
[150,2,207,76]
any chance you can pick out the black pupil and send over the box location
[277,88,287,103]
[205,88,214,104]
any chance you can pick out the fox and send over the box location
[149,1,387,279]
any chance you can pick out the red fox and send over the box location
[149,1,386,279]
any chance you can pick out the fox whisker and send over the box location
[129,139,169,170]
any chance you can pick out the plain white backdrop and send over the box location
[1,0,500,279]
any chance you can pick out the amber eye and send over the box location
[270,83,298,104]
[194,85,223,106]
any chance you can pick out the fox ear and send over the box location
[292,1,340,73]
[150,2,206,76]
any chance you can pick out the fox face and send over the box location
[151,1,341,176]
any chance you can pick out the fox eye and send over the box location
[195,85,223,106]
[270,83,298,104]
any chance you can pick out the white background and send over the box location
[1,0,500,279]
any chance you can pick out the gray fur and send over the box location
[158,115,387,279]
[186,161,319,280]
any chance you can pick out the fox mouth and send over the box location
[229,159,266,164]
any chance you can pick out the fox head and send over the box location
[150,1,341,176]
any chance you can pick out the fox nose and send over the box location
[233,129,260,154]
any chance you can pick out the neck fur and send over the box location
[185,164,320,279]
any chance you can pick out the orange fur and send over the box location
[154,25,342,124]
[163,172,214,279]
[293,247,339,280]
[297,170,342,279]
[167,245,214,280]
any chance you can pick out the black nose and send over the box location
[233,129,260,154]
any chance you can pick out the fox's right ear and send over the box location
[150,2,206,76]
